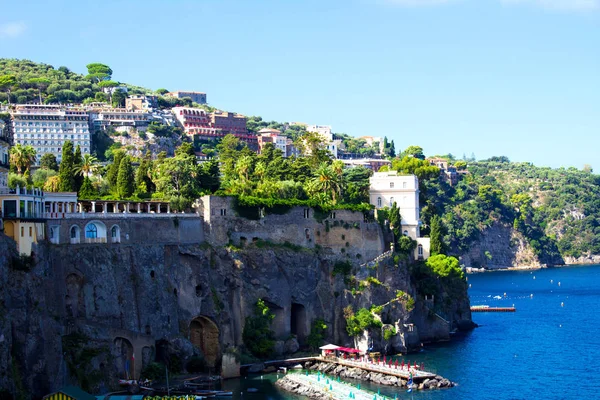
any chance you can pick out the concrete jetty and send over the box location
[277,372,386,400]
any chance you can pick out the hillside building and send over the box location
[0,120,9,190]
[166,91,207,105]
[11,105,91,164]
[172,107,215,136]
[125,95,157,111]
[210,111,247,136]
[369,171,430,260]
[89,107,151,132]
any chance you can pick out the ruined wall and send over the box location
[199,196,384,262]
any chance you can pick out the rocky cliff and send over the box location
[0,210,472,399]
[457,222,564,270]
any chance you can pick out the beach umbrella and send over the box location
[330,384,333,390]
[395,360,398,369]
[384,356,386,363]
[401,360,405,369]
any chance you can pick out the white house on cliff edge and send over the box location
[369,171,430,260]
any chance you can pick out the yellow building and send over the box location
[0,187,46,255]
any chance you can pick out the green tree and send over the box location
[78,176,97,199]
[75,154,100,177]
[73,145,83,192]
[106,150,125,187]
[86,63,113,82]
[429,215,448,256]
[308,163,342,204]
[9,144,37,175]
[242,299,275,358]
[32,168,57,189]
[97,80,119,103]
[0,74,17,105]
[28,77,52,104]
[40,153,58,171]
[136,152,154,194]
[58,141,76,192]
[116,156,135,199]
[403,145,425,159]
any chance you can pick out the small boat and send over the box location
[118,379,137,386]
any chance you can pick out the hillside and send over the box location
[409,156,600,266]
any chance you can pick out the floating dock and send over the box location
[471,306,516,312]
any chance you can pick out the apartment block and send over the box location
[172,107,216,136]
[11,105,91,164]
[167,91,207,105]
[0,120,9,189]
[210,111,247,136]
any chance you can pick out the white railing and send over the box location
[45,212,201,219]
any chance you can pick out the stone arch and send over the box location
[113,337,134,379]
[70,225,80,244]
[190,316,220,368]
[291,303,308,344]
[84,220,107,243]
[110,224,121,243]
[65,273,85,318]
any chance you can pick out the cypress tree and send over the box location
[78,176,97,199]
[106,150,124,188]
[116,155,134,199]
[58,141,75,192]
[73,145,84,192]
[430,215,448,256]
[136,151,154,194]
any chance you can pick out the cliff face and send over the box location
[0,208,472,399]
[457,222,564,270]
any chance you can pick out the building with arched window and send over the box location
[369,171,430,260]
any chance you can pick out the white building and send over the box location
[89,107,151,132]
[11,105,91,164]
[369,171,430,260]
[0,120,9,189]
[304,124,341,158]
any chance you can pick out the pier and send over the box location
[471,306,516,312]
[316,356,437,381]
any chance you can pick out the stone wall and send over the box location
[198,196,384,262]
[47,215,203,246]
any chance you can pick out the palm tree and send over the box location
[9,144,37,175]
[75,154,100,177]
[311,163,342,204]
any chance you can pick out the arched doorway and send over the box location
[190,316,220,368]
[291,303,308,343]
[113,337,134,379]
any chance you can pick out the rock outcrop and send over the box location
[458,222,564,270]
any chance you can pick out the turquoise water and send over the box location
[220,265,600,399]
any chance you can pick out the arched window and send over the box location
[111,225,121,243]
[390,182,394,188]
[418,244,424,256]
[85,223,98,239]
[377,197,382,207]
[49,227,54,239]
[403,230,409,236]
[390,197,395,207]
[70,226,80,244]
[403,182,407,189]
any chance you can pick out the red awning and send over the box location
[338,347,361,353]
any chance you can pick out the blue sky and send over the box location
[1,0,599,168]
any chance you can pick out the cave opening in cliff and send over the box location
[113,337,134,379]
[291,303,308,344]
[190,316,220,368]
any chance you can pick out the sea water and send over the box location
[220,265,600,400]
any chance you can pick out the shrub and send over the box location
[307,319,328,350]
[141,362,165,380]
[345,307,382,337]
[333,260,352,276]
[242,299,275,358]
[383,326,397,341]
